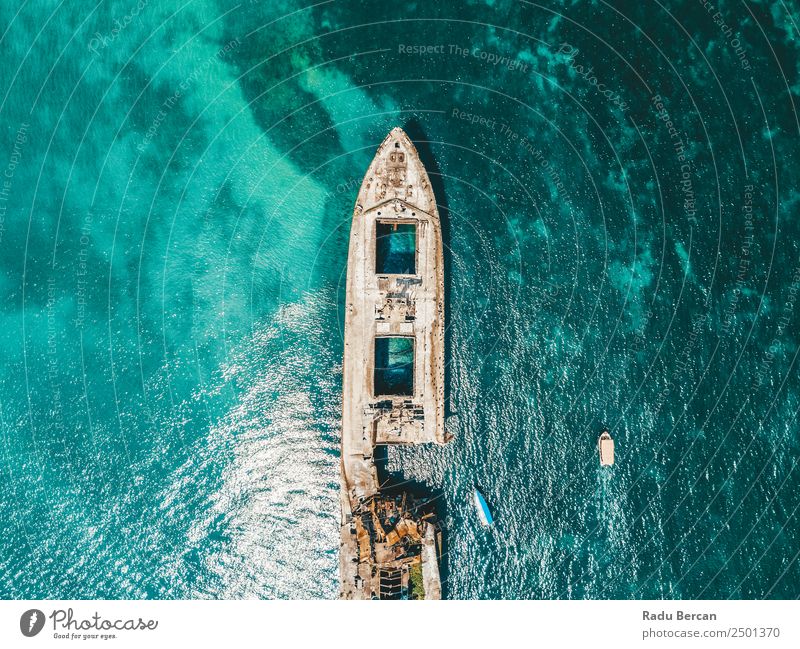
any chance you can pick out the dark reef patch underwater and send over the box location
[0,0,799,599]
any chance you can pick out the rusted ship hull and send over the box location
[339,128,447,600]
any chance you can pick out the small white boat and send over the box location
[599,430,615,466]
[473,488,493,527]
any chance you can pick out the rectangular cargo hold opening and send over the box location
[374,336,414,396]
[376,222,416,275]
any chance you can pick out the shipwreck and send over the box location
[339,127,448,600]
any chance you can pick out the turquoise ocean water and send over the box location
[0,0,798,599]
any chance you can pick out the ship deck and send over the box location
[340,127,447,600]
